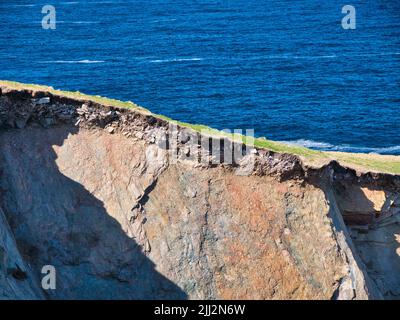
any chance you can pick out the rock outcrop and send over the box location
[0,85,399,300]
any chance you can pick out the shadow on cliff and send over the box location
[311,164,400,300]
[346,187,400,300]
[0,125,187,300]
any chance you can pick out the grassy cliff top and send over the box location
[1,80,399,175]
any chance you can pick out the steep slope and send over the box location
[0,205,44,299]
[0,83,399,299]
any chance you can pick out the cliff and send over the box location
[0,81,399,300]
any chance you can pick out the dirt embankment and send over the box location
[0,85,399,300]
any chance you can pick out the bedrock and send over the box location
[0,88,399,299]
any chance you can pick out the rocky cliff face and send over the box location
[0,85,399,300]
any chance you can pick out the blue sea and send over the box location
[0,1,399,154]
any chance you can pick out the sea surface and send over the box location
[0,0,399,154]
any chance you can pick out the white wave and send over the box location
[55,21,98,24]
[245,54,337,61]
[335,145,400,154]
[149,58,204,63]
[151,19,177,23]
[244,52,399,61]
[293,54,337,59]
[71,21,98,24]
[281,139,334,149]
[12,4,36,7]
[41,60,105,64]
[281,139,400,155]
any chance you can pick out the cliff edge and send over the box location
[0,81,399,300]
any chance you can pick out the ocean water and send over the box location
[0,0,399,154]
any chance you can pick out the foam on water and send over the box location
[149,58,204,63]
[282,140,400,155]
[41,60,105,64]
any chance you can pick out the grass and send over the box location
[1,80,399,175]
[326,152,400,175]
[0,80,150,113]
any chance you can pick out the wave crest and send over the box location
[281,139,400,155]
[41,60,105,64]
